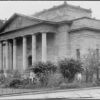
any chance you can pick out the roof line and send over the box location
[69,27,100,33]
[0,21,58,35]
[70,16,100,22]
[0,13,72,33]
[34,2,91,16]
[0,13,57,32]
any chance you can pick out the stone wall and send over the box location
[70,30,100,59]
[55,24,70,61]
[71,18,100,30]
[47,33,55,62]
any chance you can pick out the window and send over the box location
[28,56,32,67]
[76,49,80,60]
[96,48,99,59]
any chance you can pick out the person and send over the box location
[3,70,7,78]
[29,71,36,83]
[76,73,82,82]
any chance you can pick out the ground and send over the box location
[0,87,100,99]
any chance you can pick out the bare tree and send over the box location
[82,49,100,82]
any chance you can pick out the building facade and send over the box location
[0,2,100,73]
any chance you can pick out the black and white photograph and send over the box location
[0,1,100,99]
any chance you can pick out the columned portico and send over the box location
[32,34,36,65]
[42,32,47,62]
[13,38,17,70]
[23,36,27,71]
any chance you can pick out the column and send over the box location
[9,41,13,70]
[2,42,5,70]
[5,40,9,70]
[0,42,3,70]
[32,34,36,65]
[42,32,47,62]
[13,38,17,70]
[23,36,27,71]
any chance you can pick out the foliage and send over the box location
[0,70,22,88]
[47,73,64,87]
[12,70,22,79]
[59,81,80,89]
[31,61,57,87]
[83,49,100,71]
[83,49,100,82]
[9,79,22,88]
[0,73,5,84]
[58,58,83,82]
[32,61,57,74]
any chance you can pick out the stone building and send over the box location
[0,2,99,73]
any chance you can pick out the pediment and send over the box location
[2,14,41,33]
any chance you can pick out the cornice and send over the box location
[69,27,100,33]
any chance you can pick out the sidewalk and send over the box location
[0,87,100,99]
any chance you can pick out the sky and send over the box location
[0,1,100,20]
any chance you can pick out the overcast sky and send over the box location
[0,1,100,20]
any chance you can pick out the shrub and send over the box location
[0,70,22,88]
[58,58,83,82]
[9,79,22,88]
[59,81,80,89]
[32,61,57,74]
[83,49,100,82]
[12,70,21,79]
[0,73,5,84]
[30,61,57,87]
[47,73,64,88]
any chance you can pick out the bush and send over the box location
[0,73,5,84]
[47,73,64,88]
[9,79,22,88]
[59,81,80,89]
[32,61,57,74]
[12,70,21,79]
[30,61,57,87]
[58,58,83,82]
[0,70,22,88]
[83,49,100,82]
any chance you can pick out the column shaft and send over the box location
[23,36,27,71]
[42,33,47,62]
[5,41,9,70]
[32,34,36,65]
[9,41,13,70]
[2,42,5,70]
[13,38,17,70]
[0,42,3,70]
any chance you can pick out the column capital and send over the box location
[23,35,27,38]
[42,32,47,34]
